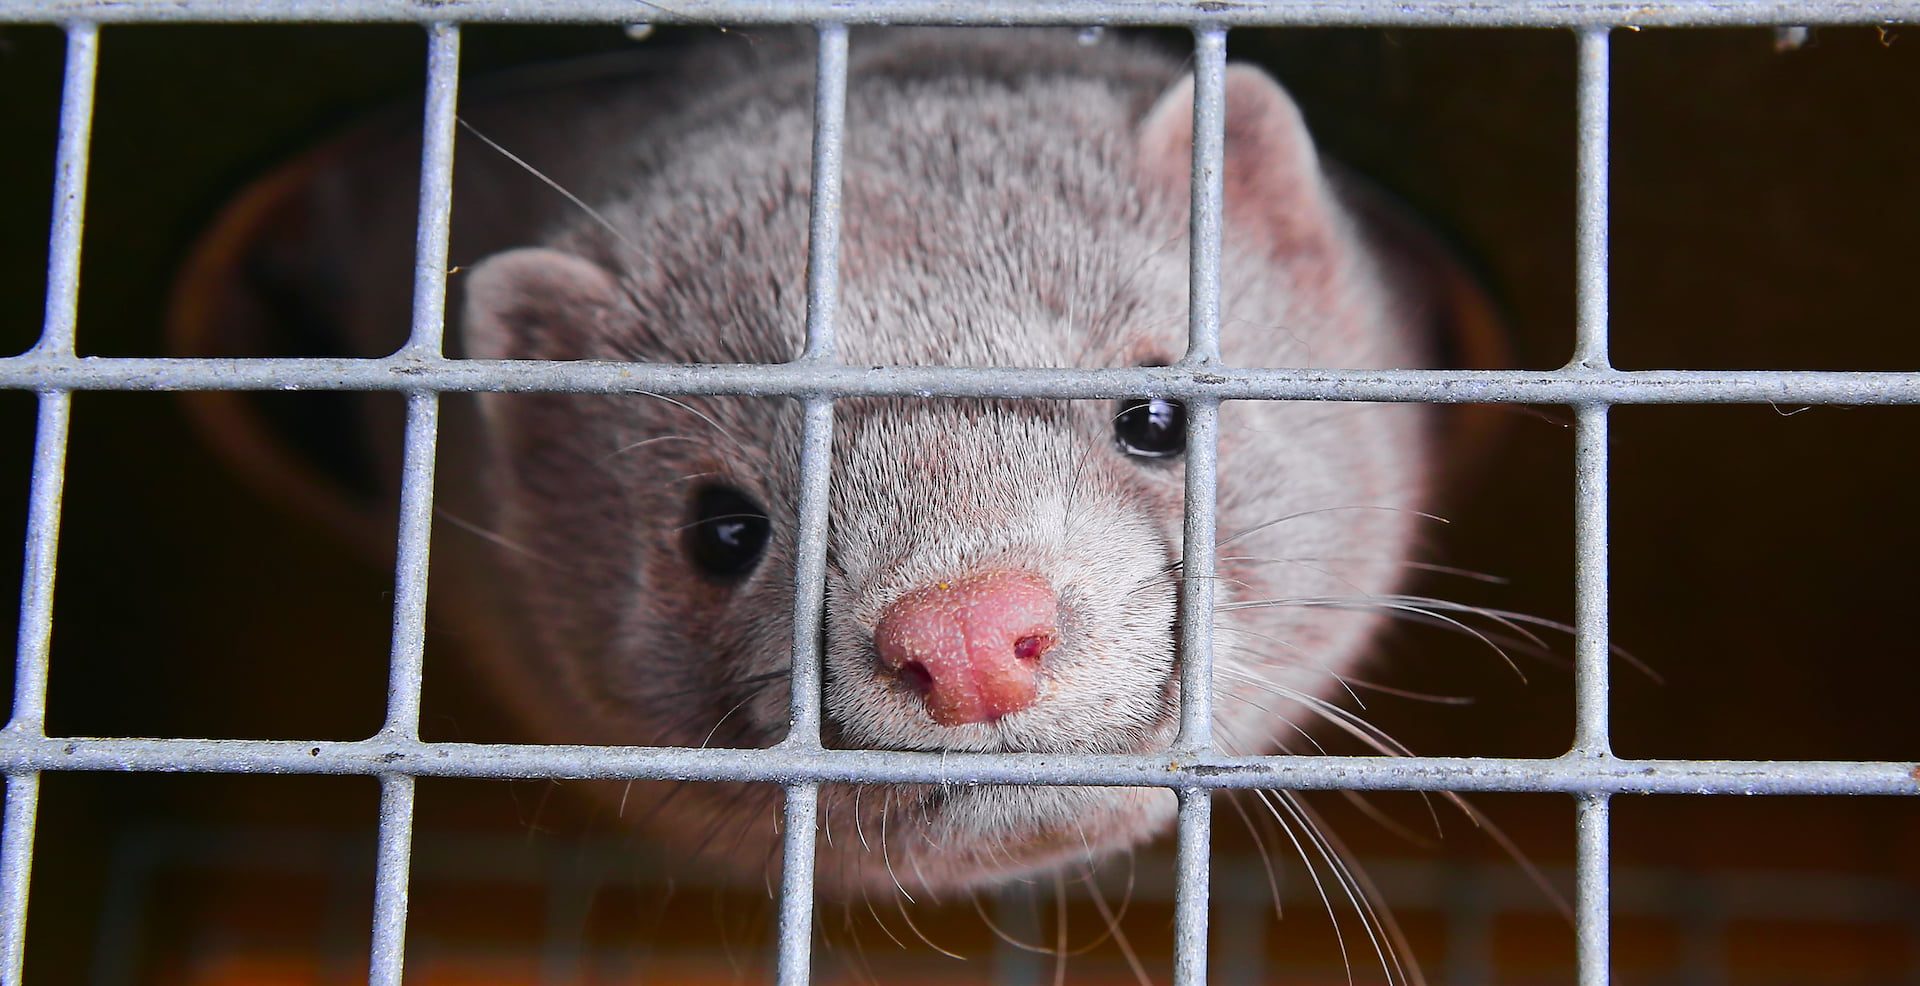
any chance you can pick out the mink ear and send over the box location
[461,247,623,360]
[1136,64,1341,261]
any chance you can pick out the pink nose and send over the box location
[873,570,1059,726]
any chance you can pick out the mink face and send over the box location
[456,31,1433,895]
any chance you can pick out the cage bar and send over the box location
[30,22,97,362]
[367,22,463,984]
[0,5,1913,986]
[0,19,98,986]
[1575,793,1612,985]
[799,23,848,365]
[2,358,1915,404]
[0,395,73,986]
[1570,404,1611,745]
[1572,28,1610,371]
[368,774,417,985]
[1181,27,1226,369]
[774,23,850,984]
[5,0,1920,27]
[776,782,820,986]
[1570,26,1614,986]
[1170,25,1227,986]
[0,739,1913,794]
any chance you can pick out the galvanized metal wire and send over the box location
[774,24,850,986]
[3,5,1918,986]
[4,0,1920,27]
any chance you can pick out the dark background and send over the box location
[0,21,1915,984]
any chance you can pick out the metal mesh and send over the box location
[3,3,1919,986]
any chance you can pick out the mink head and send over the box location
[458,32,1430,896]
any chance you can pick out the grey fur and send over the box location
[458,29,1430,895]
[182,29,1442,897]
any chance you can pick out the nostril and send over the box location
[1013,632,1054,663]
[898,660,933,695]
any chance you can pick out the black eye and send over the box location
[685,485,771,580]
[1113,397,1187,459]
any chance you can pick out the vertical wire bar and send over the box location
[368,773,417,986]
[369,23,460,986]
[775,782,820,986]
[3,24,98,985]
[786,22,847,746]
[1172,786,1214,986]
[382,392,441,740]
[1575,793,1611,986]
[800,23,847,363]
[0,397,70,986]
[1175,22,1226,752]
[1571,401,1612,986]
[1173,24,1227,986]
[6,395,73,739]
[1571,26,1614,986]
[0,773,38,986]
[776,23,848,986]
[1175,398,1220,748]
[1571,404,1610,756]
[32,20,98,361]
[1183,26,1227,365]
[1570,26,1613,759]
[383,21,458,740]
[404,21,462,358]
[1573,28,1611,369]
[786,398,834,747]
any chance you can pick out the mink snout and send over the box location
[872,569,1060,726]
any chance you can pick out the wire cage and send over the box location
[2,2,1919,984]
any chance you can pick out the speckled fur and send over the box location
[454,30,1431,895]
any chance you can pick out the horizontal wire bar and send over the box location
[2,737,1912,795]
[3,0,1916,26]
[0,357,1916,404]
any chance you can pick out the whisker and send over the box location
[1274,790,1420,986]
[1215,504,1452,555]
[860,878,911,951]
[878,805,916,906]
[1051,871,1068,986]
[1248,787,1358,986]
[599,432,710,463]
[1219,553,1512,585]
[1215,633,1368,709]
[1085,866,1153,986]
[1227,595,1526,681]
[1223,790,1285,921]
[971,886,1056,956]
[435,507,562,568]
[1218,635,1476,704]
[1335,787,1442,849]
[456,116,644,257]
